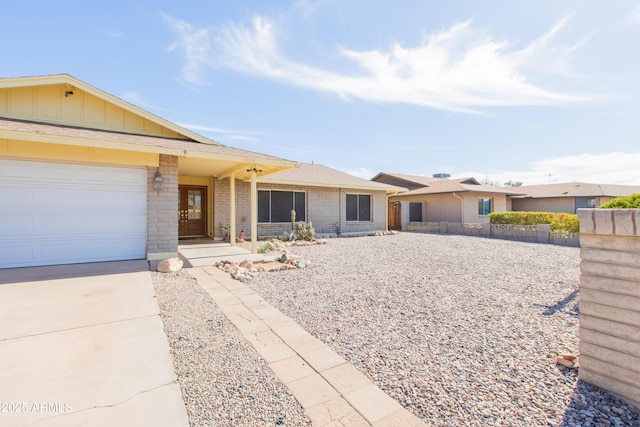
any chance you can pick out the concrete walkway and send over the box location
[178,239,273,267]
[188,266,426,427]
[0,260,188,427]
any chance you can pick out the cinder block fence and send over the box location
[578,209,640,408]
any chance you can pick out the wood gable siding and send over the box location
[0,84,184,139]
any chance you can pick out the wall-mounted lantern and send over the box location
[154,169,163,190]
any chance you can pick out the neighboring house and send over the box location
[370,172,446,191]
[372,173,524,229]
[0,74,296,268]
[216,163,405,238]
[511,182,640,214]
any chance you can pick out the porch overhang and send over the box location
[0,118,296,178]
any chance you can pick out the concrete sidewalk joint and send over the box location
[187,266,426,427]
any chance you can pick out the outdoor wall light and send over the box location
[154,169,163,190]
[64,90,74,97]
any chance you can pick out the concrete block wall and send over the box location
[577,208,640,407]
[146,154,179,259]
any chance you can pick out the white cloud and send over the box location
[292,0,332,17]
[106,30,125,38]
[178,122,261,142]
[164,14,213,85]
[458,152,640,186]
[121,91,146,105]
[631,4,640,23]
[164,14,587,112]
[343,167,375,180]
[120,91,184,115]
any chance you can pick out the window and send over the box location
[409,202,423,222]
[258,190,306,223]
[346,194,371,221]
[478,198,492,216]
[587,198,596,208]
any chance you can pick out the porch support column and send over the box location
[250,169,258,253]
[229,172,236,246]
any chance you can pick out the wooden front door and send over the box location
[179,186,207,237]
[388,201,401,230]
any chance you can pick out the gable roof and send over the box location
[393,179,525,197]
[513,182,640,199]
[0,74,214,145]
[0,74,296,179]
[372,172,480,187]
[258,163,406,193]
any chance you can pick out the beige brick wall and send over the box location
[146,154,178,259]
[213,178,388,239]
[577,208,640,407]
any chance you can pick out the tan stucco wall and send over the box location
[390,194,461,223]
[0,84,183,138]
[463,192,509,224]
[390,192,510,225]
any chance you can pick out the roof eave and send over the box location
[257,178,402,192]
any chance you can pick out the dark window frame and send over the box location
[346,194,371,222]
[478,198,492,216]
[409,202,423,222]
[258,190,306,223]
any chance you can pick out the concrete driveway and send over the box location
[0,260,188,427]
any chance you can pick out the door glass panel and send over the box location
[188,190,202,219]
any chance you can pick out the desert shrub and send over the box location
[550,213,580,233]
[599,193,640,208]
[280,231,292,242]
[294,221,315,241]
[489,211,579,233]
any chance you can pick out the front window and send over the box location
[409,202,423,222]
[478,198,492,216]
[258,190,306,223]
[346,194,371,222]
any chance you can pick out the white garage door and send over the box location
[0,159,147,268]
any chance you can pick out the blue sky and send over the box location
[3,1,640,185]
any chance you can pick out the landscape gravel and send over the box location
[151,270,312,427]
[247,232,639,426]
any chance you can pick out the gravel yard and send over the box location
[152,270,312,427]
[247,232,639,426]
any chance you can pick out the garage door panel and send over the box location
[39,164,75,181]
[0,162,35,179]
[0,245,34,264]
[38,189,74,207]
[40,243,74,261]
[1,187,35,206]
[0,159,147,268]
[0,217,34,236]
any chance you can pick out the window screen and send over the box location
[258,190,306,223]
[409,202,423,222]
[346,194,371,222]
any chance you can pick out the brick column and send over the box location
[146,154,179,260]
[577,208,640,407]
